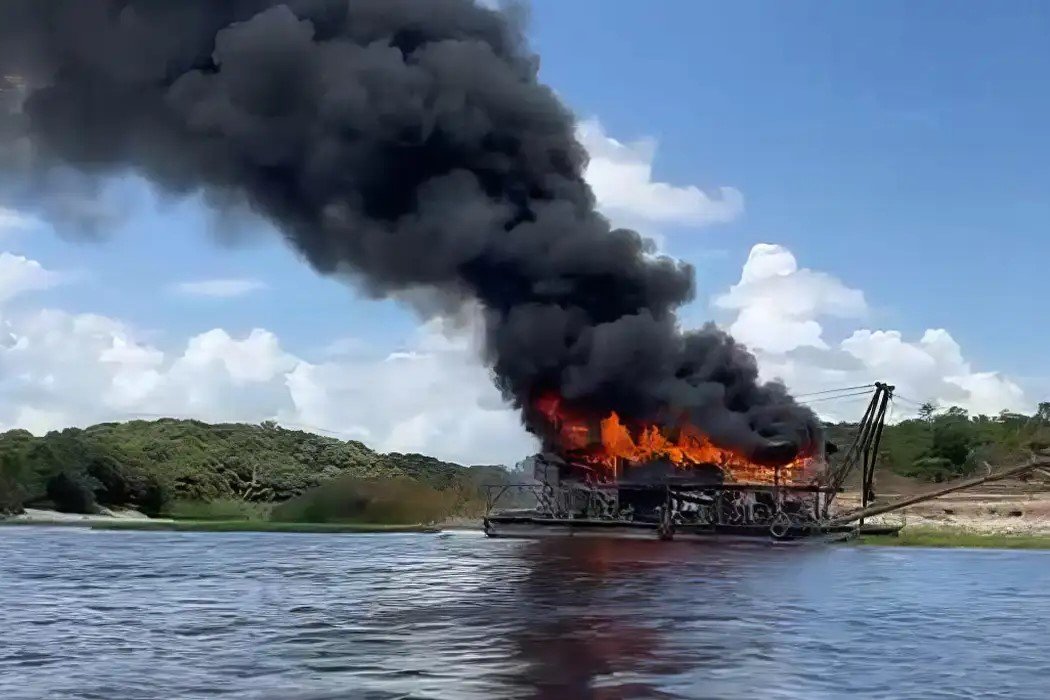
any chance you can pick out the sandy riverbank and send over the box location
[0,508,442,533]
[2,507,173,525]
[837,490,1050,536]
[10,489,1050,544]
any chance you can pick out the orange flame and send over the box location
[534,392,812,484]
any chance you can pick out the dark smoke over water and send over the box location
[0,0,820,463]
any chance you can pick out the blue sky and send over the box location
[528,0,1050,377]
[0,1,1046,461]
[8,177,419,355]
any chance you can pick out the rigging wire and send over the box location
[791,384,876,399]
[893,393,928,408]
[819,395,883,411]
[798,389,877,406]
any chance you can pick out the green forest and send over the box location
[827,402,1050,486]
[1,402,1048,521]
[0,418,508,521]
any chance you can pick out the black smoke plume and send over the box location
[0,0,820,463]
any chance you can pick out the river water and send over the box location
[1,528,1047,699]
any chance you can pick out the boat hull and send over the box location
[482,514,877,544]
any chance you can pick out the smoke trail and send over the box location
[0,0,820,462]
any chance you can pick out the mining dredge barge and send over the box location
[484,383,1050,542]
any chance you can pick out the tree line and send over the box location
[825,402,1050,484]
[0,418,504,517]
[2,403,1048,518]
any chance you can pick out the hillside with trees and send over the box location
[827,402,1050,487]
[0,418,509,518]
[1,403,1048,519]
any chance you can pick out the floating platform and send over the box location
[482,511,899,543]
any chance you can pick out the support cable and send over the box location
[798,389,877,406]
[792,384,877,399]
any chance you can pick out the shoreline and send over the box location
[92,520,441,533]
[5,517,1050,548]
[10,499,1050,548]
[0,518,440,534]
[856,528,1050,549]
[6,518,1049,548]
[0,508,441,534]
[839,489,1050,548]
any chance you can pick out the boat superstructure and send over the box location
[484,383,900,543]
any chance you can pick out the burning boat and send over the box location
[485,384,899,542]
[2,3,903,541]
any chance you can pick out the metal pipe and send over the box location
[830,452,1050,525]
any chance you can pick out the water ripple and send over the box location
[1,529,1048,699]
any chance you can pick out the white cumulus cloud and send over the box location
[0,160,1036,471]
[0,207,35,234]
[170,278,267,298]
[4,242,1029,465]
[721,244,1030,420]
[0,252,62,304]
[283,317,535,465]
[577,117,744,229]
[715,243,867,354]
[0,251,533,464]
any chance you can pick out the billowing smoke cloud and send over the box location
[0,0,819,463]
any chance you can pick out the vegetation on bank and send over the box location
[857,527,1050,550]
[167,498,273,522]
[1,402,1048,524]
[0,419,507,521]
[829,402,1050,485]
[270,474,482,524]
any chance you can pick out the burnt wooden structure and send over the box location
[486,374,1050,542]
[485,384,902,542]
[484,384,1050,542]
